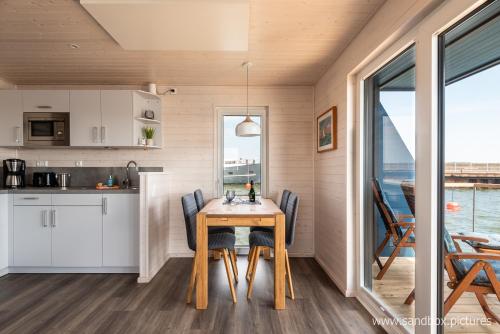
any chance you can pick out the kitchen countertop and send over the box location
[0,186,140,194]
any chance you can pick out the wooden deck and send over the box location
[372,257,500,333]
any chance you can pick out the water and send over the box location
[445,188,500,234]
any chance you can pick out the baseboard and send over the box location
[8,267,139,274]
[0,267,8,277]
[168,251,314,258]
[137,276,151,283]
[168,252,194,258]
[314,255,354,297]
[289,251,314,257]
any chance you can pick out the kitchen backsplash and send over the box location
[1,166,163,188]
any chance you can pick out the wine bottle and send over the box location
[249,180,256,202]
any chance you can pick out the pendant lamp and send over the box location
[236,62,260,137]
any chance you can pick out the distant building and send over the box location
[224,159,261,184]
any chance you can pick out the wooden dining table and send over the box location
[196,197,286,310]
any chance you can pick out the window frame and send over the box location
[216,106,268,198]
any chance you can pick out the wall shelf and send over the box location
[134,145,161,149]
[135,117,161,124]
[136,90,158,98]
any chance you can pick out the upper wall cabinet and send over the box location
[0,91,23,146]
[101,90,134,147]
[22,90,70,114]
[0,89,163,148]
[70,90,162,148]
[70,90,102,147]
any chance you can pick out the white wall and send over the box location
[0,85,315,257]
[313,0,440,295]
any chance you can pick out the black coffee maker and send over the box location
[3,159,26,188]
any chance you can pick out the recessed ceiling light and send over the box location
[69,43,80,49]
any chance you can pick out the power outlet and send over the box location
[35,160,48,167]
[75,160,84,167]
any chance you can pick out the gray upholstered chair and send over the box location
[194,189,235,235]
[181,194,238,304]
[193,188,205,211]
[250,189,290,234]
[246,192,299,300]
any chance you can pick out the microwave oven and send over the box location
[23,112,70,147]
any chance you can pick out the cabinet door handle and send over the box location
[92,126,98,143]
[101,126,106,143]
[41,210,48,227]
[36,105,52,109]
[103,197,108,215]
[51,209,57,227]
[22,197,39,200]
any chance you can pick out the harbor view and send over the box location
[443,65,500,238]
[445,187,500,234]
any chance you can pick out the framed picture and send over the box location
[317,106,337,153]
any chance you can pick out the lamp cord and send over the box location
[246,63,249,116]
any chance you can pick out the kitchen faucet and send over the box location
[123,160,138,188]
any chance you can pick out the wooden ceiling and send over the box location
[0,0,385,86]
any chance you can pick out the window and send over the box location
[217,107,267,247]
[438,2,500,332]
[363,45,416,333]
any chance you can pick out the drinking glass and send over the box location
[226,190,235,203]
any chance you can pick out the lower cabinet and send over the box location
[0,194,9,273]
[52,206,102,267]
[12,193,139,270]
[103,194,139,267]
[13,206,52,267]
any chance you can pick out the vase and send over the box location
[146,138,154,146]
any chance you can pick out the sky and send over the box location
[444,65,500,163]
[381,64,500,163]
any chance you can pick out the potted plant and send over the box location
[143,126,156,146]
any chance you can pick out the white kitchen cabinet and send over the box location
[52,206,102,267]
[10,193,139,271]
[0,194,8,274]
[0,89,161,148]
[100,90,134,146]
[52,193,102,206]
[70,90,102,146]
[0,91,23,146]
[14,194,52,206]
[103,194,139,267]
[22,90,70,114]
[13,206,52,267]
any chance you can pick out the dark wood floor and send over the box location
[0,257,384,334]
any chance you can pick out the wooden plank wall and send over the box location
[0,85,314,257]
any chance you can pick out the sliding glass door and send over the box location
[363,45,416,333]
[438,2,500,332]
